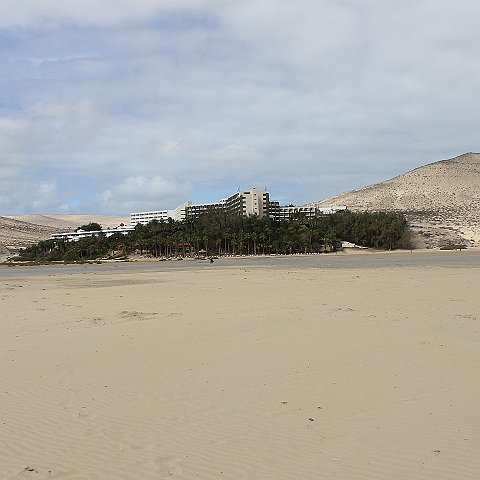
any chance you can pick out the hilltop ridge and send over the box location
[307,152,480,246]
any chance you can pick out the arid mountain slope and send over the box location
[0,216,59,250]
[308,152,480,245]
[0,214,129,251]
[4,214,129,230]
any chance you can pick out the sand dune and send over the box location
[308,152,480,246]
[1,257,479,479]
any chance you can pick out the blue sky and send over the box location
[1,0,479,214]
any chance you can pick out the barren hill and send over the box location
[0,214,129,252]
[4,214,129,230]
[0,216,59,251]
[307,152,480,246]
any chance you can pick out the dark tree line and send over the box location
[17,210,411,262]
[75,222,102,232]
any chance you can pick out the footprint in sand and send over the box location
[154,456,184,476]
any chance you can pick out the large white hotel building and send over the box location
[130,188,346,226]
[50,188,346,241]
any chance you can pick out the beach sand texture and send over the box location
[1,262,479,479]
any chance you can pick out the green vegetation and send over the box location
[16,210,411,262]
[76,222,102,232]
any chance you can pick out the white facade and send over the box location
[51,226,135,242]
[130,188,348,224]
[130,210,170,225]
[130,201,193,225]
[275,205,347,220]
[317,206,347,214]
[171,201,192,222]
[245,188,268,217]
[223,188,269,217]
[184,200,225,218]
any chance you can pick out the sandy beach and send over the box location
[1,254,479,479]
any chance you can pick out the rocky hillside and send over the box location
[0,214,129,252]
[0,216,59,251]
[307,152,480,247]
[4,214,129,230]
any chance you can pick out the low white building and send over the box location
[51,226,135,242]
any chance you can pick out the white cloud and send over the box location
[145,141,262,179]
[27,100,96,118]
[1,1,480,213]
[100,176,192,212]
[31,181,68,211]
[0,117,28,178]
[0,0,220,30]
[0,178,68,212]
[0,117,26,134]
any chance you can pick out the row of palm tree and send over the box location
[17,210,410,262]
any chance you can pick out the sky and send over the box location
[1,0,480,214]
